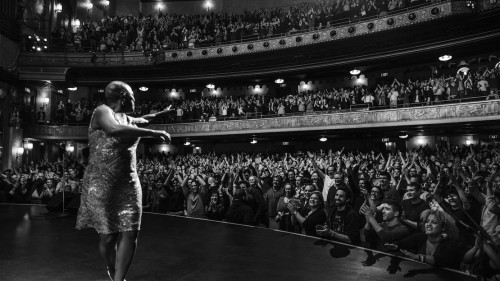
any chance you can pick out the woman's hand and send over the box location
[400,249,419,260]
[384,243,399,251]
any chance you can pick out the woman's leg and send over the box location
[114,230,140,281]
[99,233,119,279]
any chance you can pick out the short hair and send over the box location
[336,186,352,203]
[105,81,132,103]
[233,188,246,200]
[310,191,325,208]
[379,171,391,179]
[382,199,402,216]
[238,181,249,189]
[407,183,421,191]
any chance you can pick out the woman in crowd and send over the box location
[289,191,327,237]
[385,209,463,268]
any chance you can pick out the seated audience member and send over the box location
[316,187,360,244]
[386,209,462,269]
[225,188,256,226]
[289,191,327,237]
[361,199,410,251]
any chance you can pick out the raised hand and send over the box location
[153,130,171,143]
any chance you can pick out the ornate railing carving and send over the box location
[23,100,500,139]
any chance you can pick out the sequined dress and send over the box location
[76,105,142,234]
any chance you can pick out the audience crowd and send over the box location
[2,142,500,277]
[41,64,497,125]
[49,0,434,52]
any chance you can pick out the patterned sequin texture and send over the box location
[76,105,142,234]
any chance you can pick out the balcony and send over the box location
[17,1,469,69]
[22,99,500,140]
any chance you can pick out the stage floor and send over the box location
[0,204,473,281]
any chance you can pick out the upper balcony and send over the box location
[18,1,474,70]
[22,99,500,140]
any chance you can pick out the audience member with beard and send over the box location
[401,183,430,233]
[225,188,256,226]
[264,176,284,230]
[386,209,462,269]
[316,187,360,244]
[361,199,410,251]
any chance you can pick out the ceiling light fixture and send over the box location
[398,131,408,139]
[139,86,148,92]
[350,68,361,75]
[250,138,257,144]
[67,87,77,91]
[206,84,215,89]
[439,55,452,62]
[319,137,327,142]
[184,140,191,146]
[275,78,284,84]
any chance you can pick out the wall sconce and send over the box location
[55,3,62,13]
[16,147,24,159]
[24,142,33,150]
[66,145,75,153]
[42,97,49,109]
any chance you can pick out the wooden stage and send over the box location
[0,204,473,281]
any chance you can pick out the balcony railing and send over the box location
[18,0,470,67]
[22,99,500,140]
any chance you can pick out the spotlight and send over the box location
[275,78,284,84]
[439,55,452,62]
[350,68,361,75]
[250,138,257,144]
[319,137,327,142]
[139,86,148,92]
[206,83,215,89]
[36,47,41,52]
[67,87,77,91]
[184,139,191,146]
[398,131,408,139]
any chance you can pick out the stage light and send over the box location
[36,47,41,51]
[350,68,361,75]
[250,138,257,144]
[439,55,452,62]
[319,137,327,142]
[206,84,215,89]
[139,86,148,92]
[184,139,191,146]
[398,131,408,139]
[275,78,284,84]
[67,87,77,91]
